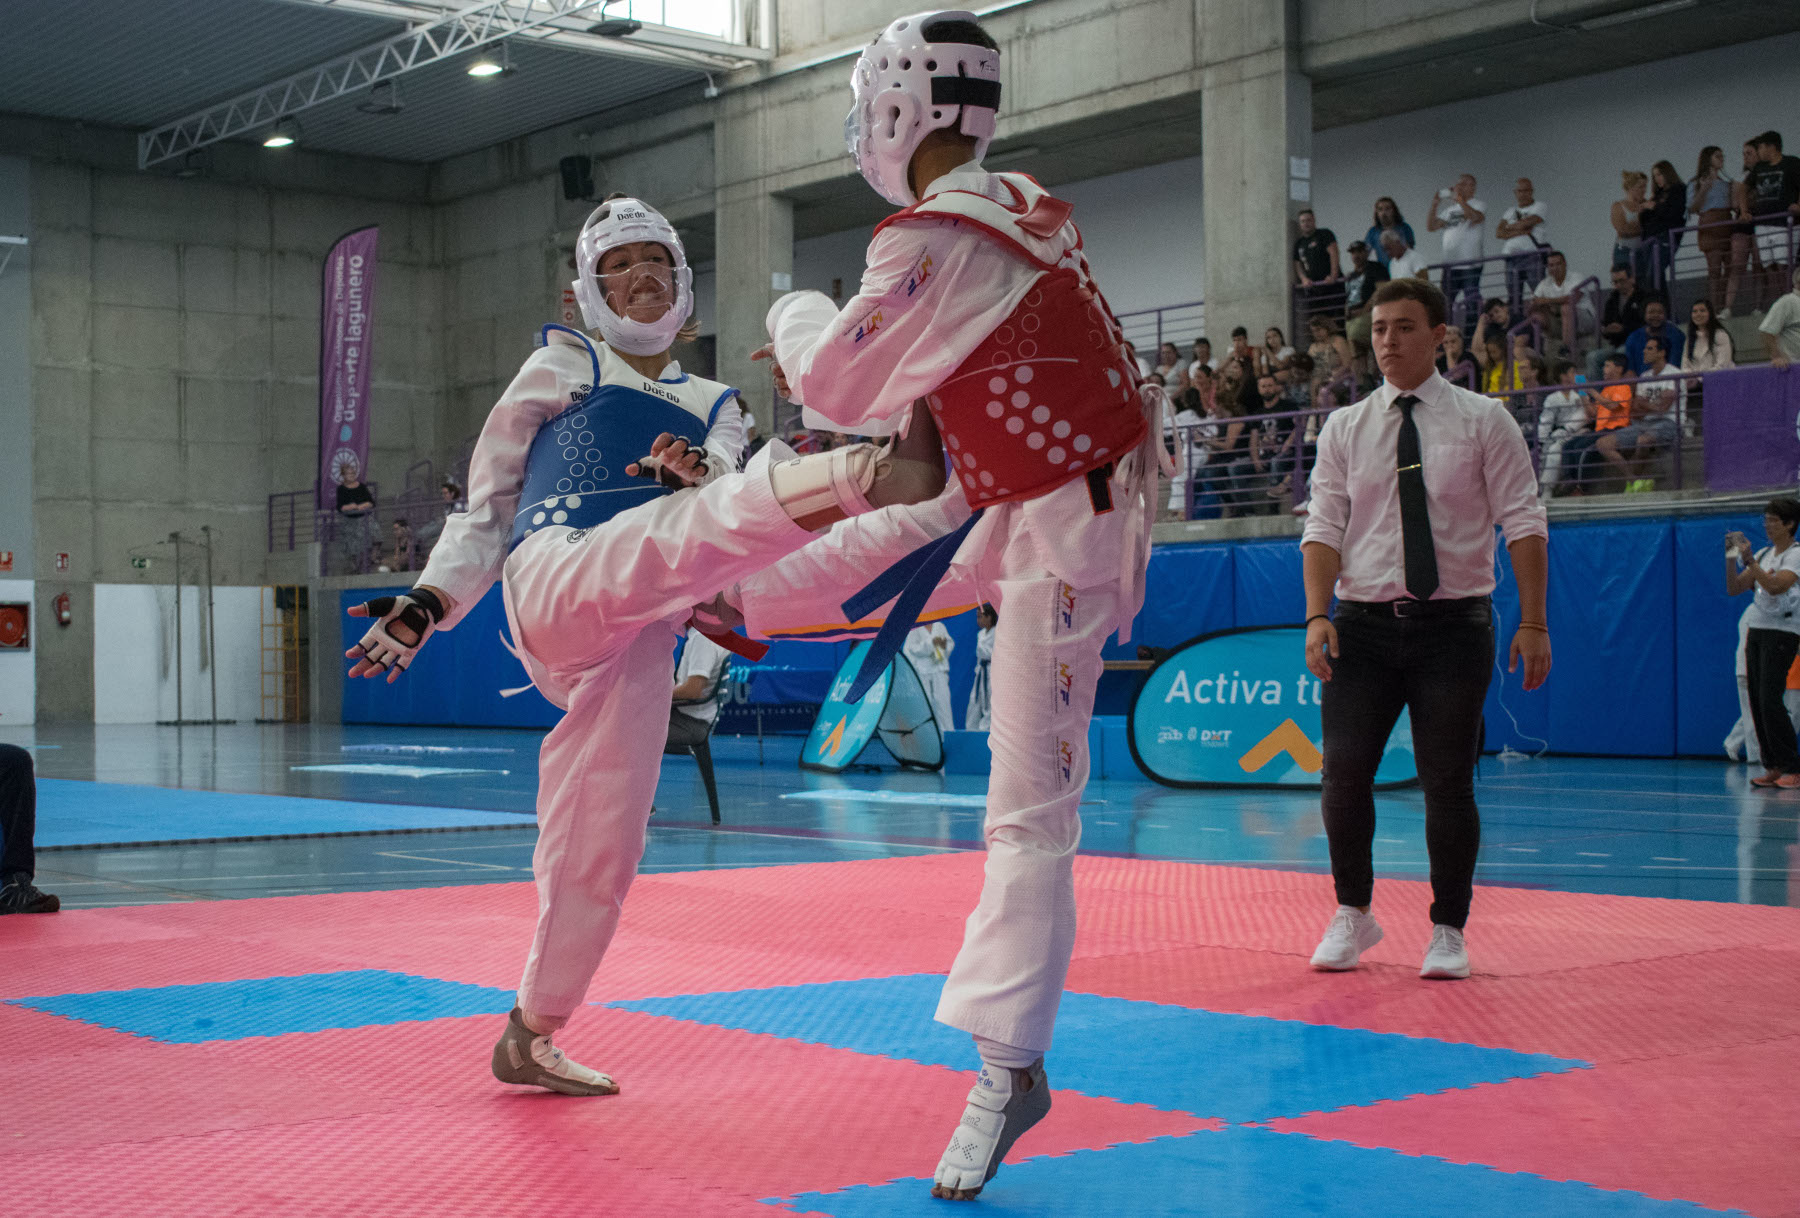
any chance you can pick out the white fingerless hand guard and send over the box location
[351,591,442,675]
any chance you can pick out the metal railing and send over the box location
[1116,299,1205,366]
[1647,211,1796,316]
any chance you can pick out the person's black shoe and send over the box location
[0,880,60,914]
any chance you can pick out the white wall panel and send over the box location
[93,584,266,724]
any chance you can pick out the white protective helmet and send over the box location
[844,11,1001,208]
[571,196,694,356]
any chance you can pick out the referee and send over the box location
[1300,277,1550,980]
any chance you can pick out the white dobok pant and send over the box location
[736,485,1122,1053]
[501,446,815,1024]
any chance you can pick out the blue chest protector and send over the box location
[508,325,733,553]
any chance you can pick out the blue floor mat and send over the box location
[609,973,1586,1121]
[769,1125,1748,1217]
[36,778,532,847]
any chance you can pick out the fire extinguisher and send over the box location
[53,593,71,627]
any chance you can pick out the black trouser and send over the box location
[1320,601,1494,929]
[1745,628,1800,773]
[0,743,36,885]
[666,708,712,749]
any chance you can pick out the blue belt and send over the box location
[839,509,985,703]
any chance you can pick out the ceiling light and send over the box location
[262,117,300,148]
[173,149,212,178]
[588,18,642,36]
[356,80,403,115]
[467,40,515,77]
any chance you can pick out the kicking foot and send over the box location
[930,1059,1052,1201]
[490,1008,619,1096]
[1310,905,1383,970]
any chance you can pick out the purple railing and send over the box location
[1646,212,1796,314]
[1116,299,1206,366]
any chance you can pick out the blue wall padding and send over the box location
[347,510,1758,756]
[1232,539,1305,628]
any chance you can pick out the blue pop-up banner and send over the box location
[1128,625,1418,789]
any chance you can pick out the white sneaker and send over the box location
[1420,924,1470,979]
[1309,906,1383,970]
[930,1059,1052,1201]
[490,1008,619,1095]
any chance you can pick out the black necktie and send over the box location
[1395,394,1439,600]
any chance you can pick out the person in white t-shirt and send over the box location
[668,629,732,747]
[1381,229,1429,281]
[1427,174,1486,337]
[1727,499,1800,787]
[1496,178,1549,311]
[1535,361,1588,499]
[1528,251,1594,351]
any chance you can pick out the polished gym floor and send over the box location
[2,723,1794,1216]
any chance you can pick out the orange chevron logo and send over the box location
[821,716,847,759]
[1238,719,1323,774]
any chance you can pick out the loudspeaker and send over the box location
[560,156,595,201]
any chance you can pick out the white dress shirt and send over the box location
[1302,372,1547,602]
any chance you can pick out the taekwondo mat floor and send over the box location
[2,723,1796,1217]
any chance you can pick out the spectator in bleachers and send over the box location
[1427,173,1486,335]
[414,479,464,561]
[1201,397,1255,517]
[1762,267,1800,368]
[1625,297,1684,373]
[1748,131,1800,300]
[1569,352,1635,492]
[1496,177,1550,309]
[1513,352,1548,428]
[1165,388,1204,519]
[1224,327,1260,410]
[1189,337,1216,378]
[1292,209,1342,313]
[1536,361,1589,500]
[1363,196,1414,267]
[1611,170,1649,281]
[1689,146,1736,309]
[1529,251,1593,352]
[742,415,768,461]
[1591,266,1646,377]
[382,519,416,574]
[334,464,377,575]
[1436,327,1475,386]
[1684,299,1733,433]
[1250,372,1295,505]
[1305,314,1354,402]
[1125,340,1154,380]
[1257,327,1294,376]
[1598,335,1681,493]
[1341,240,1389,352]
[1381,229,1429,281]
[1471,298,1513,368]
[1280,353,1315,412]
[1726,140,1767,318]
[1640,160,1688,291]
[1154,341,1184,382]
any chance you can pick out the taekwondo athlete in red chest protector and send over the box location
[735,11,1168,1201]
[344,194,945,1097]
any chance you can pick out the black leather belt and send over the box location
[1337,596,1491,619]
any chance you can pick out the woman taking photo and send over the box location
[1727,499,1800,789]
[1689,146,1735,308]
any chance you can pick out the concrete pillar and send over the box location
[1200,0,1311,348]
[713,102,794,431]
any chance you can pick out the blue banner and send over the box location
[1128,625,1417,788]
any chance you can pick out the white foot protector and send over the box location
[930,1059,1052,1201]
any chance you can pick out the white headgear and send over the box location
[571,197,693,356]
[844,10,1000,208]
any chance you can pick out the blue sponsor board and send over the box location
[1128,625,1417,788]
[801,642,943,772]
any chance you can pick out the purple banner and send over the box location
[1703,366,1800,492]
[317,226,380,508]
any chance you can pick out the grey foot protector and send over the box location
[490,1007,618,1096]
[942,1059,1053,1199]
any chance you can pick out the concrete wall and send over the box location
[1310,31,1800,290]
[0,158,30,584]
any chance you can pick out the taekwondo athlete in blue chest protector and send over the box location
[344,194,947,1096]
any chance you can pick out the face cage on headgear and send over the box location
[845,10,1001,208]
[571,197,694,356]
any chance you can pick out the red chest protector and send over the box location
[876,174,1147,509]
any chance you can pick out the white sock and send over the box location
[973,1033,1039,1071]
